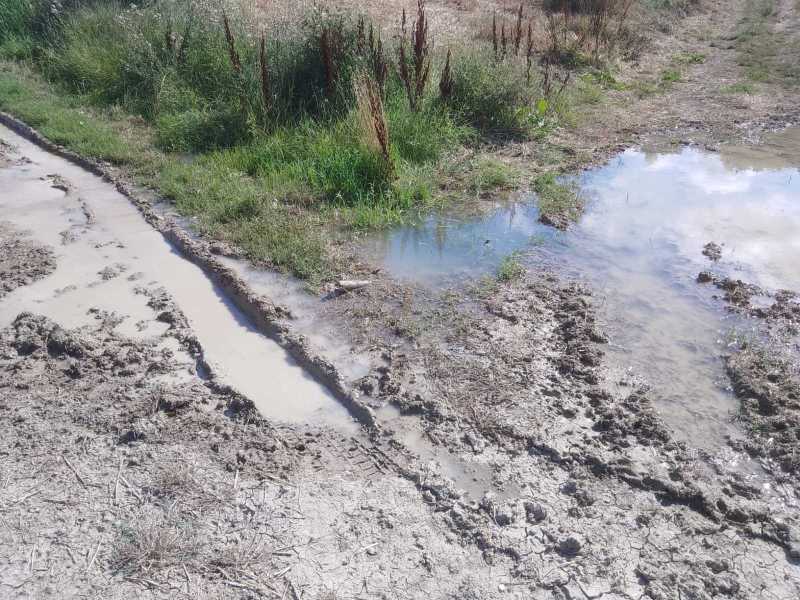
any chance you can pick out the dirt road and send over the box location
[2,0,800,598]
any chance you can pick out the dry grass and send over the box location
[398,0,432,112]
[113,510,199,574]
[354,72,392,172]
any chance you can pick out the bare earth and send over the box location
[2,1,800,599]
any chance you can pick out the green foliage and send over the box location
[443,49,537,135]
[674,51,706,64]
[720,82,755,94]
[661,69,681,83]
[467,157,518,193]
[497,253,525,282]
[533,173,583,224]
[735,0,800,87]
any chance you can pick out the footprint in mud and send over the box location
[54,284,78,297]
[703,241,723,261]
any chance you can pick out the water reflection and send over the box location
[367,131,800,451]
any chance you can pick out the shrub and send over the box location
[444,49,537,134]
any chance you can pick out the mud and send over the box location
[2,122,800,598]
[0,223,56,298]
[0,121,363,429]
[3,0,800,593]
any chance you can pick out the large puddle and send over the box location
[367,129,800,453]
[0,124,356,430]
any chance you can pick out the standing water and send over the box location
[0,124,356,430]
[367,129,800,452]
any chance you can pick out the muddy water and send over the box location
[0,125,356,429]
[368,129,800,454]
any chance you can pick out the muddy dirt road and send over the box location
[2,118,800,599]
[3,0,800,597]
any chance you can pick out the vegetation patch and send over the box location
[0,0,651,282]
[735,0,800,87]
[497,253,526,282]
[533,173,583,229]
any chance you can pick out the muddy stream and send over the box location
[0,124,357,430]
[367,129,800,460]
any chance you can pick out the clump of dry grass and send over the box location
[354,72,393,174]
[398,0,431,112]
[259,32,271,112]
[149,462,198,498]
[210,530,274,577]
[114,511,198,574]
[439,48,454,101]
[221,11,241,74]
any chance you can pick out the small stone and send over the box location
[524,501,547,523]
[560,480,578,495]
[697,271,714,283]
[557,534,583,556]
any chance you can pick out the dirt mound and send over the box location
[0,224,56,298]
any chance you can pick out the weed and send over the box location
[497,253,525,282]
[354,72,393,176]
[468,157,519,193]
[674,51,706,64]
[444,48,537,135]
[398,0,432,112]
[114,510,198,573]
[661,68,681,83]
[720,82,755,94]
[533,172,583,225]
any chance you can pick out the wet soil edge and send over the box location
[0,111,377,429]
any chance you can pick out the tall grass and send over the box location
[0,0,566,276]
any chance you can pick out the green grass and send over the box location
[0,0,580,283]
[674,51,706,65]
[467,157,519,194]
[533,173,583,225]
[720,81,755,94]
[0,62,332,282]
[660,68,681,83]
[497,253,525,282]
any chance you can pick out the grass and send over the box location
[0,62,333,282]
[661,68,681,83]
[467,157,519,193]
[497,253,525,282]
[735,0,800,86]
[721,81,755,94]
[0,0,567,284]
[533,173,583,225]
[674,51,706,65]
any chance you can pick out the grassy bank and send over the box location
[0,0,638,283]
[736,0,800,87]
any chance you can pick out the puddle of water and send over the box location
[216,257,372,383]
[366,129,800,453]
[377,405,518,500]
[0,125,357,430]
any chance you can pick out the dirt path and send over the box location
[2,122,800,598]
[3,1,800,598]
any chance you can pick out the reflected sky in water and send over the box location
[366,137,800,452]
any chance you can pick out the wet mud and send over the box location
[2,114,800,598]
